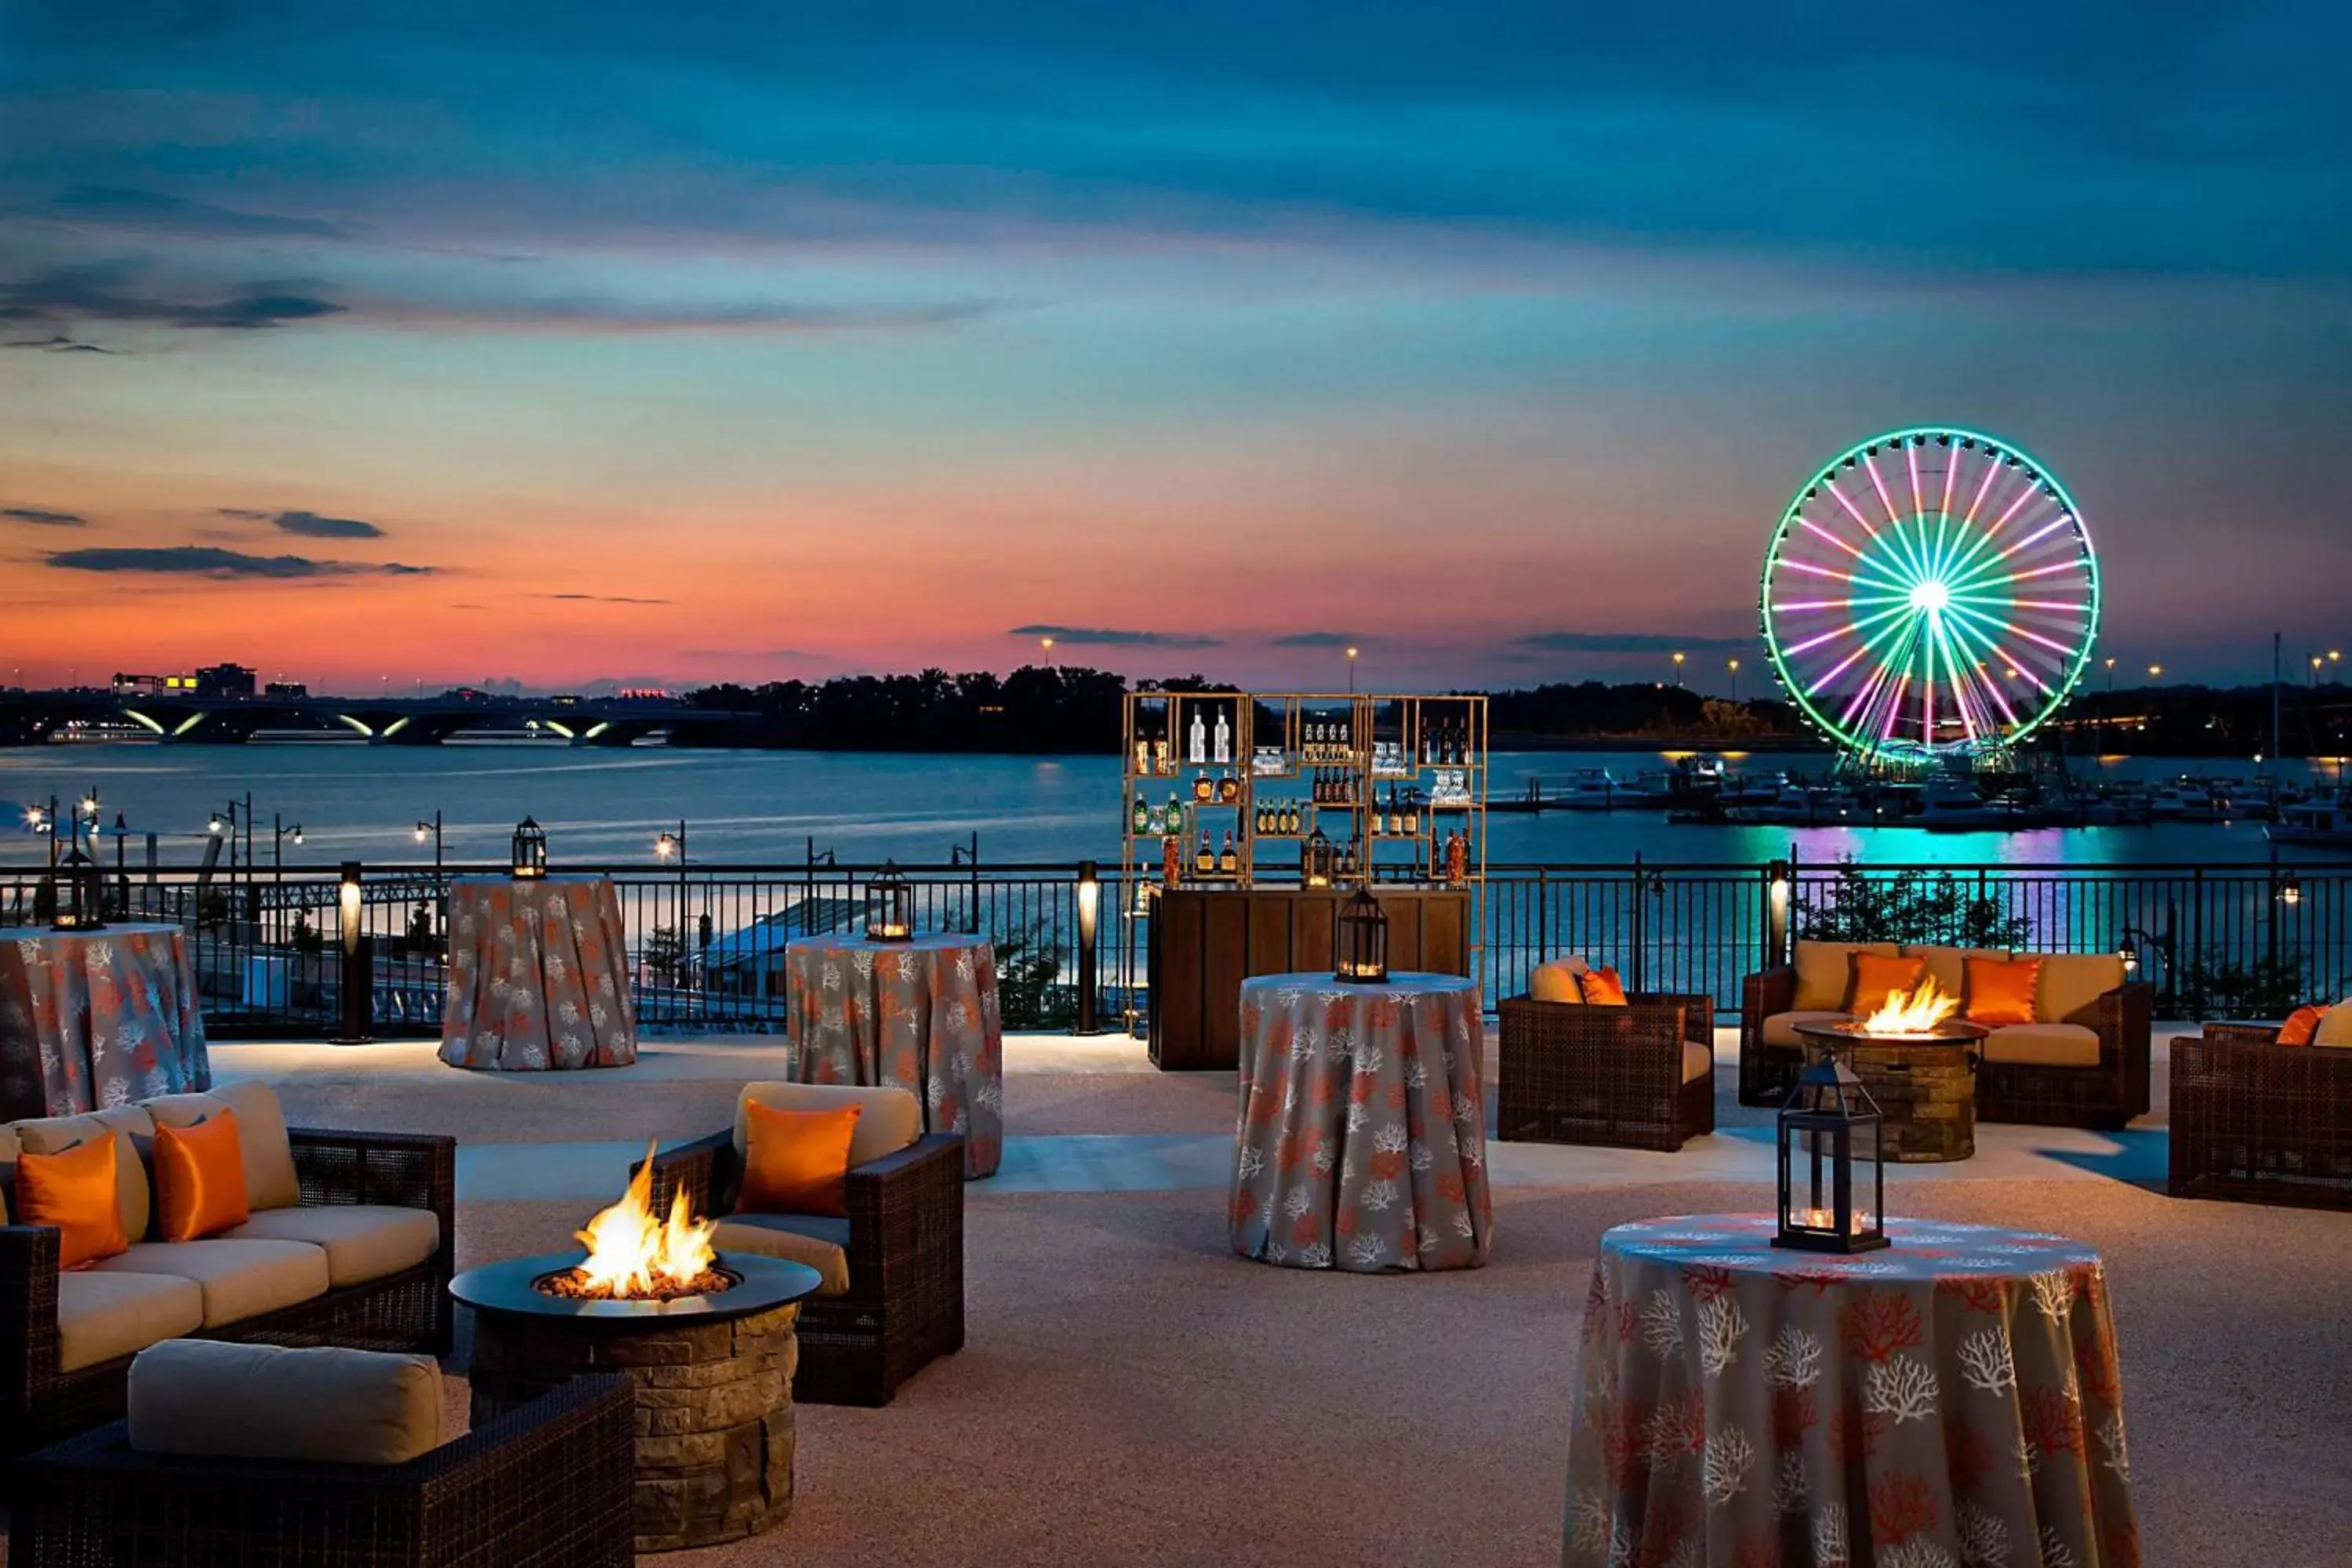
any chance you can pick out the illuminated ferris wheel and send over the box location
[1759,427,2100,766]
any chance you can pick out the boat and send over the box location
[2269,797,2352,849]
[1555,768,1621,811]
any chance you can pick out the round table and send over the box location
[1229,971,1492,1272]
[439,876,637,1071]
[0,923,209,1120]
[1793,1019,1990,1163]
[1565,1214,2139,1568]
[785,934,1002,1178]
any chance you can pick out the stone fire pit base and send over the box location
[469,1299,800,1552]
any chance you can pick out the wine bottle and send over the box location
[1218,832,1237,874]
[1403,793,1420,836]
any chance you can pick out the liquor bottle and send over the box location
[1282,800,1298,835]
[1193,771,1213,804]
[1218,772,1239,804]
[1387,788,1402,837]
[1446,828,1468,887]
[1253,800,1267,835]
[1403,793,1420,837]
[1195,830,1214,876]
[1189,710,1207,765]
[1167,791,1184,834]
[1153,737,1171,775]
[1218,832,1237,874]
[1162,831,1183,887]
[1133,796,1151,834]
[1213,710,1231,765]
[1133,736,1150,775]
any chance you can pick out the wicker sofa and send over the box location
[1740,941,2153,1129]
[642,1081,964,1408]
[9,1372,632,1567]
[2,1082,455,1453]
[1497,992,1715,1151]
[2169,1022,2352,1208]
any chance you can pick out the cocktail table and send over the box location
[1791,1017,1991,1162]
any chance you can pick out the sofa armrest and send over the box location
[0,1225,62,1425]
[288,1128,456,1279]
[842,1134,964,1290]
[1743,967,1797,1027]
[641,1130,734,1221]
[2199,1022,2286,1047]
[1636,993,1716,1045]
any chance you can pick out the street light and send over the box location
[413,811,442,873]
[1345,645,1359,693]
[2104,656,2116,693]
[1671,651,1686,687]
[1728,657,1741,702]
[2147,663,2164,681]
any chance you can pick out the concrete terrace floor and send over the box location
[183,1027,2347,1568]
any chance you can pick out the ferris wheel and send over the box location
[1760,427,2100,765]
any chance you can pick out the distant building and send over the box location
[263,681,308,699]
[193,663,258,699]
[112,672,201,695]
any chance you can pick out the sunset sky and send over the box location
[3,3,2348,694]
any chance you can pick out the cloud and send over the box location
[272,509,384,539]
[1010,623,1223,648]
[45,187,349,240]
[0,263,344,332]
[1269,631,1360,648]
[2,333,114,353]
[216,508,271,520]
[4,507,88,527]
[544,592,671,604]
[1515,633,1753,655]
[45,546,433,579]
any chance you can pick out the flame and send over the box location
[1857,978,1960,1036]
[572,1141,718,1298]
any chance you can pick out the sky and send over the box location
[3,2,2349,696]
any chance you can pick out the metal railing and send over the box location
[5,855,2345,1037]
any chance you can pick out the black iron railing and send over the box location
[3,856,2344,1036]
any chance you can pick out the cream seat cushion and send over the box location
[56,1271,205,1373]
[2312,999,2352,1048]
[145,1082,301,1211]
[1681,1040,1714,1085]
[2036,953,2127,1025]
[1792,942,1899,1011]
[712,1214,851,1296]
[12,1107,154,1241]
[224,1205,438,1287]
[1982,1023,2103,1069]
[1761,1011,1852,1050]
[89,1238,330,1327]
[1529,960,1586,1004]
[735,1083,921,1170]
[1904,946,2010,1004]
[129,1341,443,1465]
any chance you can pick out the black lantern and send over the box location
[866,859,913,942]
[1334,885,1388,984]
[1303,824,1334,888]
[1772,1047,1888,1254]
[510,817,549,880]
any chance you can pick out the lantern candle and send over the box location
[510,817,549,880]
[1333,886,1389,985]
[866,859,913,942]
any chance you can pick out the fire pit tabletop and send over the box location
[451,1250,823,1323]
[1791,1018,1991,1049]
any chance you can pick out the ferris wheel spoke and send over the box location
[1862,452,1906,530]
[1934,607,2029,724]
[1823,481,1881,540]
[1797,517,1870,560]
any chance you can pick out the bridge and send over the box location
[0,691,763,746]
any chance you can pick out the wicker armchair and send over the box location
[643,1131,963,1407]
[2,1127,456,1454]
[7,1373,633,1567]
[1739,966,2154,1129]
[1497,993,1715,1152]
[2169,1022,2352,1209]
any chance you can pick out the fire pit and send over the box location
[1794,983,1990,1163]
[451,1155,822,1552]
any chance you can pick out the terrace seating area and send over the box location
[4,999,2350,1562]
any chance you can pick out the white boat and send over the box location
[1555,768,1620,811]
[2269,798,2352,848]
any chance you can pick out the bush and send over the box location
[1798,865,2031,950]
[992,919,1074,1029]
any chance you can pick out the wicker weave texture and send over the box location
[647,1129,965,1407]
[1497,993,1715,1152]
[6,1374,635,1566]
[2169,1024,2352,1209]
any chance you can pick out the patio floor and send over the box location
[127,1033,2352,1563]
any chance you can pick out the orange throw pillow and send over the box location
[1849,952,1927,1012]
[153,1109,252,1243]
[1965,955,2043,1028]
[1580,966,1630,1006]
[739,1099,863,1218]
[2278,1005,2328,1046]
[16,1136,129,1269]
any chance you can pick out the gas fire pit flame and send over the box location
[1852,979,1960,1037]
[536,1141,728,1301]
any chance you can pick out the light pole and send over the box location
[273,815,303,872]
[413,811,442,873]
[1345,645,1359,693]
[1727,657,1740,702]
[655,822,688,988]
[1671,651,1686,687]
[2103,656,2116,694]
[1039,636,1055,668]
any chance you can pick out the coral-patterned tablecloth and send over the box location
[439,877,637,1071]
[785,935,1003,1178]
[1565,1215,2139,1568]
[0,924,209,1119]
[1229,971,1492,1273]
